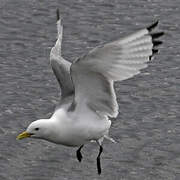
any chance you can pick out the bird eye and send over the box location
[35,128,39,131]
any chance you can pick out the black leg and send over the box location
[97,145,103,175]
[76,145,84,162]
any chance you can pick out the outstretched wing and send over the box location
[70,21,164,117]
[50,9,74,99]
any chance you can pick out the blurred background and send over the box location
[0,0,179,179]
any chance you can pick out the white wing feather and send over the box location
[70,21,163,117]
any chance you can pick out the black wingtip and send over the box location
[151,32,164,39]
[152,40,163,47]
[56,9,60,21]
[149,55,153,61]
[147,20,159,32]
[149,49,159,61]
[152,49,159,54]
[147,20,164,61]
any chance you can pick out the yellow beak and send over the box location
[16,131,31,140]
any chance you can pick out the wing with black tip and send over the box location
[70,21,164,117]
[50,9,74,99]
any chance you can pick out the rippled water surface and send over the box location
[0,0,180,179]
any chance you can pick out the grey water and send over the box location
[0,0,179,179]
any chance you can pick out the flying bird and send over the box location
[17,9,164,174]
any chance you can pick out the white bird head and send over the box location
[16,119,52,141]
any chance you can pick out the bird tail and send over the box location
[104,134,117,143]
[104,126,117,143]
